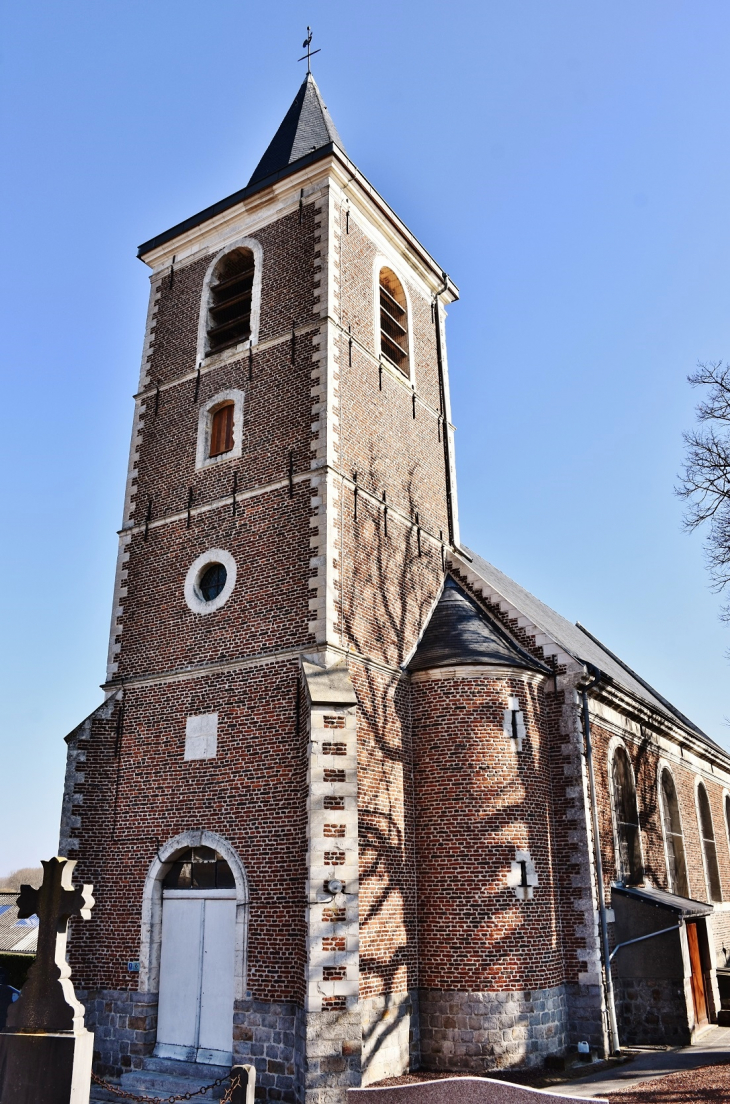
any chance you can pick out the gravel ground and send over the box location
[369,1061,627,1090]
[371,1070,563,1088]
[369,1060,730,1101]
[607,1063,730,1103]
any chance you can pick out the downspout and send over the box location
[609,923,682,962]
[433,272,454,547]
[581,670,621,1055]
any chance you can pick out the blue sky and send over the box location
[2,1,730,873]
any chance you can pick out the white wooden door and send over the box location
[155,891,235,1065]
[156,897,203,1059]
[198,898,236,1063]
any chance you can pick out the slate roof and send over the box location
[247,74,345,187]
[462,548,716,746]
[612,883,713,918]
[138,74,347,258]
[408,576,551,675]
[0,892,38,955]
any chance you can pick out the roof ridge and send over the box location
[457,547,717,748]
[574,621,712,744]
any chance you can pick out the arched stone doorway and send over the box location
[138,830,249,1067]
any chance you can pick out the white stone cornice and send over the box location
[120,470,311,536]
[410,665,549,685]
[134,320,320,401]
[139,170,332,273]
[139,152,459,304]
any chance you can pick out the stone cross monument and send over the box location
[0,857,95,1104]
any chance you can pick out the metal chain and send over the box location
[91,1072,240,1104]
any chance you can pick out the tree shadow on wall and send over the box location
[341,457,441,664]
[634,725,663,887]
[341,459,441,1067]
[339,479,561,1068]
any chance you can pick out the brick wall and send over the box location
[67,660,308,1001]
[411,670,563,991]
[336,206,450,669]
[352,664,416,1003]
[589,718,730,911]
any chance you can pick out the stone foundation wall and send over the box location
[419,985,568,1072]
[361,991,418,1087]
[233,998,305,1103]
[304,1006,362,1104]
[80,990,308,1101]
[615,977,691,1047]
[564,981,605,1052]
[78,989,157,1080]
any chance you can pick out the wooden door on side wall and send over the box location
[687,921,709,1027]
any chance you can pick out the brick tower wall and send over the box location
[332,200,454,1084]
[65,197,325,1100]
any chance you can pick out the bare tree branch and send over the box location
[677,362,730,621]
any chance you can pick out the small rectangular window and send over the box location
[209,403,234,458]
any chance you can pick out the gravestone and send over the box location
[0,970,17,1032]
[230,1064,256,1104]
[0,857,95,1104]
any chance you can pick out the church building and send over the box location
[60,72,730,1104]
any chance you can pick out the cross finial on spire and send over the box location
[298,27,321,74]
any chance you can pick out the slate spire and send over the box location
[248,74,346,188]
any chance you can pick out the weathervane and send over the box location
[298,27,320,74]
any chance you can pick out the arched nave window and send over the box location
[697,782,722,902]
[611,745,643,885]
[660,768,689,897]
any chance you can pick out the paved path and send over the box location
[556,1025,730,1097]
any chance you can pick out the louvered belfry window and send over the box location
[379,267,409,375]
[209,402,234,458]
[207,248,255,354]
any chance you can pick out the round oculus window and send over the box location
[184,548,237,615]
[199,563,227,602]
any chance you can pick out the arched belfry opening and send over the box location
[206,247,255,355]
[378,267,409,375]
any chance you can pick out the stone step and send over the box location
[120,1069,227,1101]
[90,1089,123,1104]
[139,1057,231,1080]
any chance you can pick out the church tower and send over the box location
[59,65,730,1098]
[61,72,462,1103]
